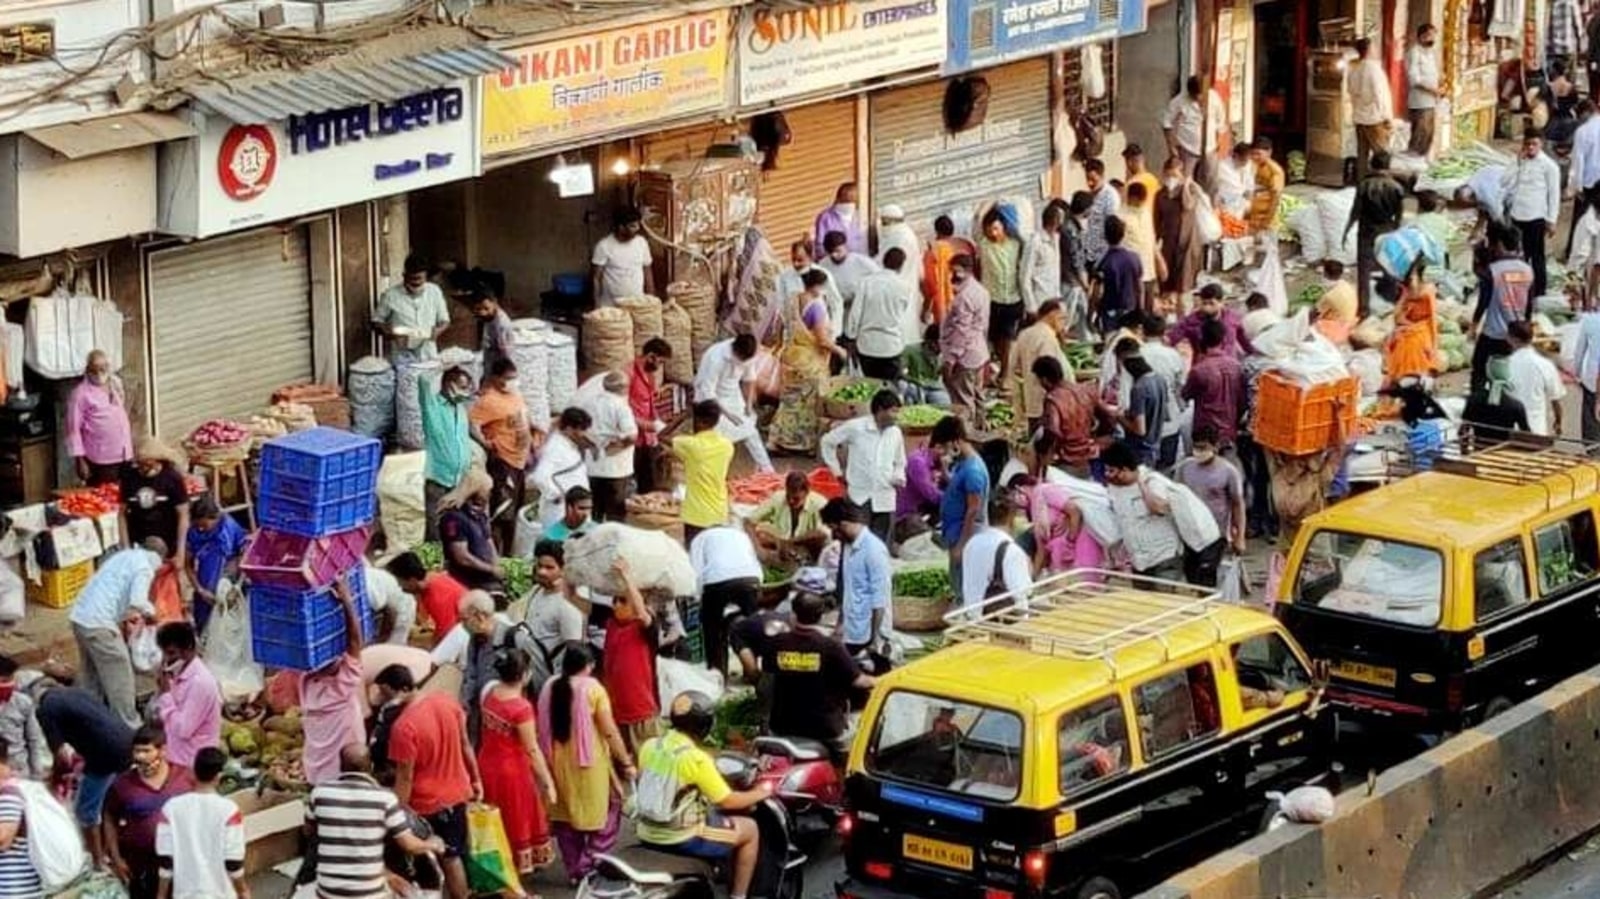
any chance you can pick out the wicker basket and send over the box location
[893,595,952,632]
[822,377,883,420]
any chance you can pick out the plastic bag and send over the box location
[377,451,427,556]
[1266,785,1337,828]
[152,563,183,623]
[129,625,161,675]
[564,523,697,598]
[1375,227,1445,279]
[657,656,724,711]
[0,559,23,625]
[202,579,264,700]
[24,290,98,380]
[1250,244,1290,317]
[464,804,519,896]
[1082,43,1106,99]
[1195,190,1223,245]
[16,778,89,889]
[1219,555,1249,603]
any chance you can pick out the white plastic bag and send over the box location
[0,560,22,625]
[657,656,723,711]
[16,779,88,889]
[1287,205,1326,262]
[1250,244,1290,317]
[565,523,697,598]
[1194,190,1223,245]
[24,290,99,380]
[129,624,161,674]
[1219,555,1249,603]
[1266,785,1337,828]
[203,579,264,699]
[1083,43,1107,99]
[377,451,427,555]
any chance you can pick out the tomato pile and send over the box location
[728,466,844,505]
[57,484,119,517]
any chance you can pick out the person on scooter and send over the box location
[636,692,773,899]
[767,592,876,763]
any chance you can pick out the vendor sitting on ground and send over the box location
[746,471,830,565]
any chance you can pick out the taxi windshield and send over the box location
[866,691,1024,801]
[1295,530,1444,627]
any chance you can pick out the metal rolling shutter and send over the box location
[750,100,857,250]
[870,59,1052,230]
[640,99,857,250]
[147,227,312,439]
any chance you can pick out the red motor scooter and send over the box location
[721,735,844,849]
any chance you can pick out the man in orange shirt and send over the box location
[469,358,536,548]
[921,215,977,326]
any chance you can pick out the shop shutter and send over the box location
[640,99,857,251]
[870,58,1052,232]
[147,226,312,440]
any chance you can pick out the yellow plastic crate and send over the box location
[27,560,93,610]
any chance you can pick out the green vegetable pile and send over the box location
[415,542,532,597]
[1275,195,1308,240]
[1425,155,1481,181]
[708,691,762,748]
[762,565,793,585]
[1064,341,1097,372]
[893,567,952,599]
[1292,283,1325,311]
[899,404,949,429]
[984,402,1016,430]
[1438,318,1470,372]
[829,380,879,403]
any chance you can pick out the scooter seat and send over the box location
[755,735,830,761]
[592,852,680,885]
[601,845,719,879]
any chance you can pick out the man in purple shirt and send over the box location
[940,255,992,421]
[814,182,867,256]
[1169,283,1257,359]
[1182,318,1245,451]
[65,349,134,485]
[896,444,944,524]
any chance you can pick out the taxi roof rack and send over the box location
[1388,431,1600,509]
[941,569,1226,676]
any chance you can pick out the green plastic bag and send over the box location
[464,803,519,896]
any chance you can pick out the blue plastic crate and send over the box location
[248,564,376,672]
[257,427,382,537]
[1408,420,1447,471]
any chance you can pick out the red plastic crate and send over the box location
[241,525,370,589]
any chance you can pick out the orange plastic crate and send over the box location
[1253,372,1359,455]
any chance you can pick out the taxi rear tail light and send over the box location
[1022,850,1049,888]
[985,889,1015,899]
[864,862,893,881]
[837,811,855,843]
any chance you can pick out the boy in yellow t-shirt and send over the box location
[672,401,737,543]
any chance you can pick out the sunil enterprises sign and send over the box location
[737,0,946,106]
[160,82,480,238]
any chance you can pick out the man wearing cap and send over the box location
[877,205,924,345]
[1169,283,1256,360]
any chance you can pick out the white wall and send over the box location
[0,0,142,133]
[150,0,419,73]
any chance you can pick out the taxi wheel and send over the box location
[1074,876,1121,899]
[1482,695,1516,721]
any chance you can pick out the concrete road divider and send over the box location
[1137,669,1600,899]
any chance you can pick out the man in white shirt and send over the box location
[363,564,418,645]
[1502,130,1563,302]
[819,390,908,544]
[575,371,640,522]
[844,251,914,380]
[1569,99,1600,248]
[1347,38,1394,184]
[70,540,161,729]
[875,205,925,345]
[372,253,451,364]
[694,334,774,473]
[1101,442,1220,583]
[528,408,593,527]
[156,748,247,899]
[689,526,763,678]
[1161,75,1229,191]
[590,206,655,306]
[1019,204,1064,314]
[819,231,880,313]
[1505,320,1566,436]
[956,497,1032,617]
[1570,280,1600,440]
[1405,24,1441,157]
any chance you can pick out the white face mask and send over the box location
[835,203,856,220]
[504,378,522,393]
[1165,177,1182,190]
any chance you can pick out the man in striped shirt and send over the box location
[306,744,442,899]
[0,736,41,899]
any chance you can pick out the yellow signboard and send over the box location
[483,11,732,156]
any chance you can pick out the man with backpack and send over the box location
[954,495,1034,617]
[457,591,552,747]
[635,692,773,899]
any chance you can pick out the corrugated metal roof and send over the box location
[185,45,513,124]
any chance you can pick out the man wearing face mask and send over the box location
[373,253,451,364]
[151,621,222,769]
[104,727,195,899]
[1168,283,1256,359]
[814,182,867,256]
[818,230,880,320]
[420,366,474,541]
[66,349,133,486]
[469,358,533,547]
[629,339,674,495]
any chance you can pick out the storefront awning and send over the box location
[183,44,514,125]
[24,111,196,159]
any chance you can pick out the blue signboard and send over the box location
[945,0,1148,73]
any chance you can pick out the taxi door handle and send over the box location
[1214,769,1229,784]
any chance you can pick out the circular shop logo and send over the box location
[216,124,277,201]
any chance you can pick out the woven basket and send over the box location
[616,295,665,356]
[893,595,952,632]
[582,308,635,374]
[822,377,883,421]
[185,437,252,467]
[661,301,694,385]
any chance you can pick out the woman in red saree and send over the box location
[478,649,559,882]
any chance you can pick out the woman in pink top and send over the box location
[1012,476,1106,575]
[298,581,367,785]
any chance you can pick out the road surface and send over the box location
[1490,833,1600,899]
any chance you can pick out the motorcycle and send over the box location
[738,735,845,848]
[579,756,808,899]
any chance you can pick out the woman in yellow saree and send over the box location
[769,268,847,453]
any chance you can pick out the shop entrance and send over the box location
[1253,0,1309,156]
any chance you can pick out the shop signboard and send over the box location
[483,11,731,156]
[159,81,480,237]
[737,0,946,106]
[944,0,1147,73]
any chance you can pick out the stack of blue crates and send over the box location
[250,427,383,671]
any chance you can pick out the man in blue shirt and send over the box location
[419,365,473,541]
[70,540,163,729]
[826,500,891,658]
[930,416,990,595]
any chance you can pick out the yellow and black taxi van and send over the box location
[1276,436,1600,729]
[835,571,1331,899]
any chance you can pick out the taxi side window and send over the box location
[1233,632,1312,708]
[1058,696,1129,793]
[1132,664,1221,758]
[1533,512,1599,595]
[1475,538,1531,621]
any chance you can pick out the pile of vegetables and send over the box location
[762,565,793,586]
[899,404,949,429]
[708,691,762,748]
[983,401,1016,431]
[220,708,306,793]
[728,467,844,505]
[1219,211,1250,239]
[188,419,252,449]
[1286,151,1307,183]
[1064,341,1098,372]
[414,542,533,597]
[829,380,879,404]
[1292,283,1326,311]
[57,486,118,518]
[893,567,951,599]
[1275,195,1308,241]
[627,492,680,516]
[1438,318,1470,372]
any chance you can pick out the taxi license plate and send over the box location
[1332,660,1398,688]
[903,834,973,871]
